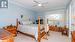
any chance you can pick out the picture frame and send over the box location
[21,15,23,18]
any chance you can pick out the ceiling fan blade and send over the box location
[33,0,40,4]
[42,2,48,4]
[32,5,37,7]
[41,5,47,9]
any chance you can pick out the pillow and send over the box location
[22,21,33,25]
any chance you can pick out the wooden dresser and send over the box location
[49,25,59,31]
[3,25,17,36]
[72,31,75,42]
[0,29,14,42]
[49,25,69,36]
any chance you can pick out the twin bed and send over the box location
[17,17,46,42]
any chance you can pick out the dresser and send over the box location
[3,25,17,36]
[72,31,75,42]
[0,29,14,42]
[49,25,58,31]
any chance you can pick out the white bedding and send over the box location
[18,24,43,40]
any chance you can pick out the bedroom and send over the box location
[0,0,74,42]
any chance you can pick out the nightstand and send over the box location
[61,28,69,36]
[72,31,75,42]
[3,25,17,36]
[0,29,14,42]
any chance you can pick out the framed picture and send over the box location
[21,15,23,18]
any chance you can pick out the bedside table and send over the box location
[0,29,14,42]
[72,31,75,42]
[61,28,69,36]
[3,25,17,36]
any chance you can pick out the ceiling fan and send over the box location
[32,0,48,8]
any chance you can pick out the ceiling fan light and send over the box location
[38,4,42,6]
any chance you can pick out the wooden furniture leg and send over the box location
[42,31,50,40]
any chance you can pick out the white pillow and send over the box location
[22,21,33,25]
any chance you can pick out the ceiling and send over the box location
[9,0,71,12]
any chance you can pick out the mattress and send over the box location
[18,24,44,40]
